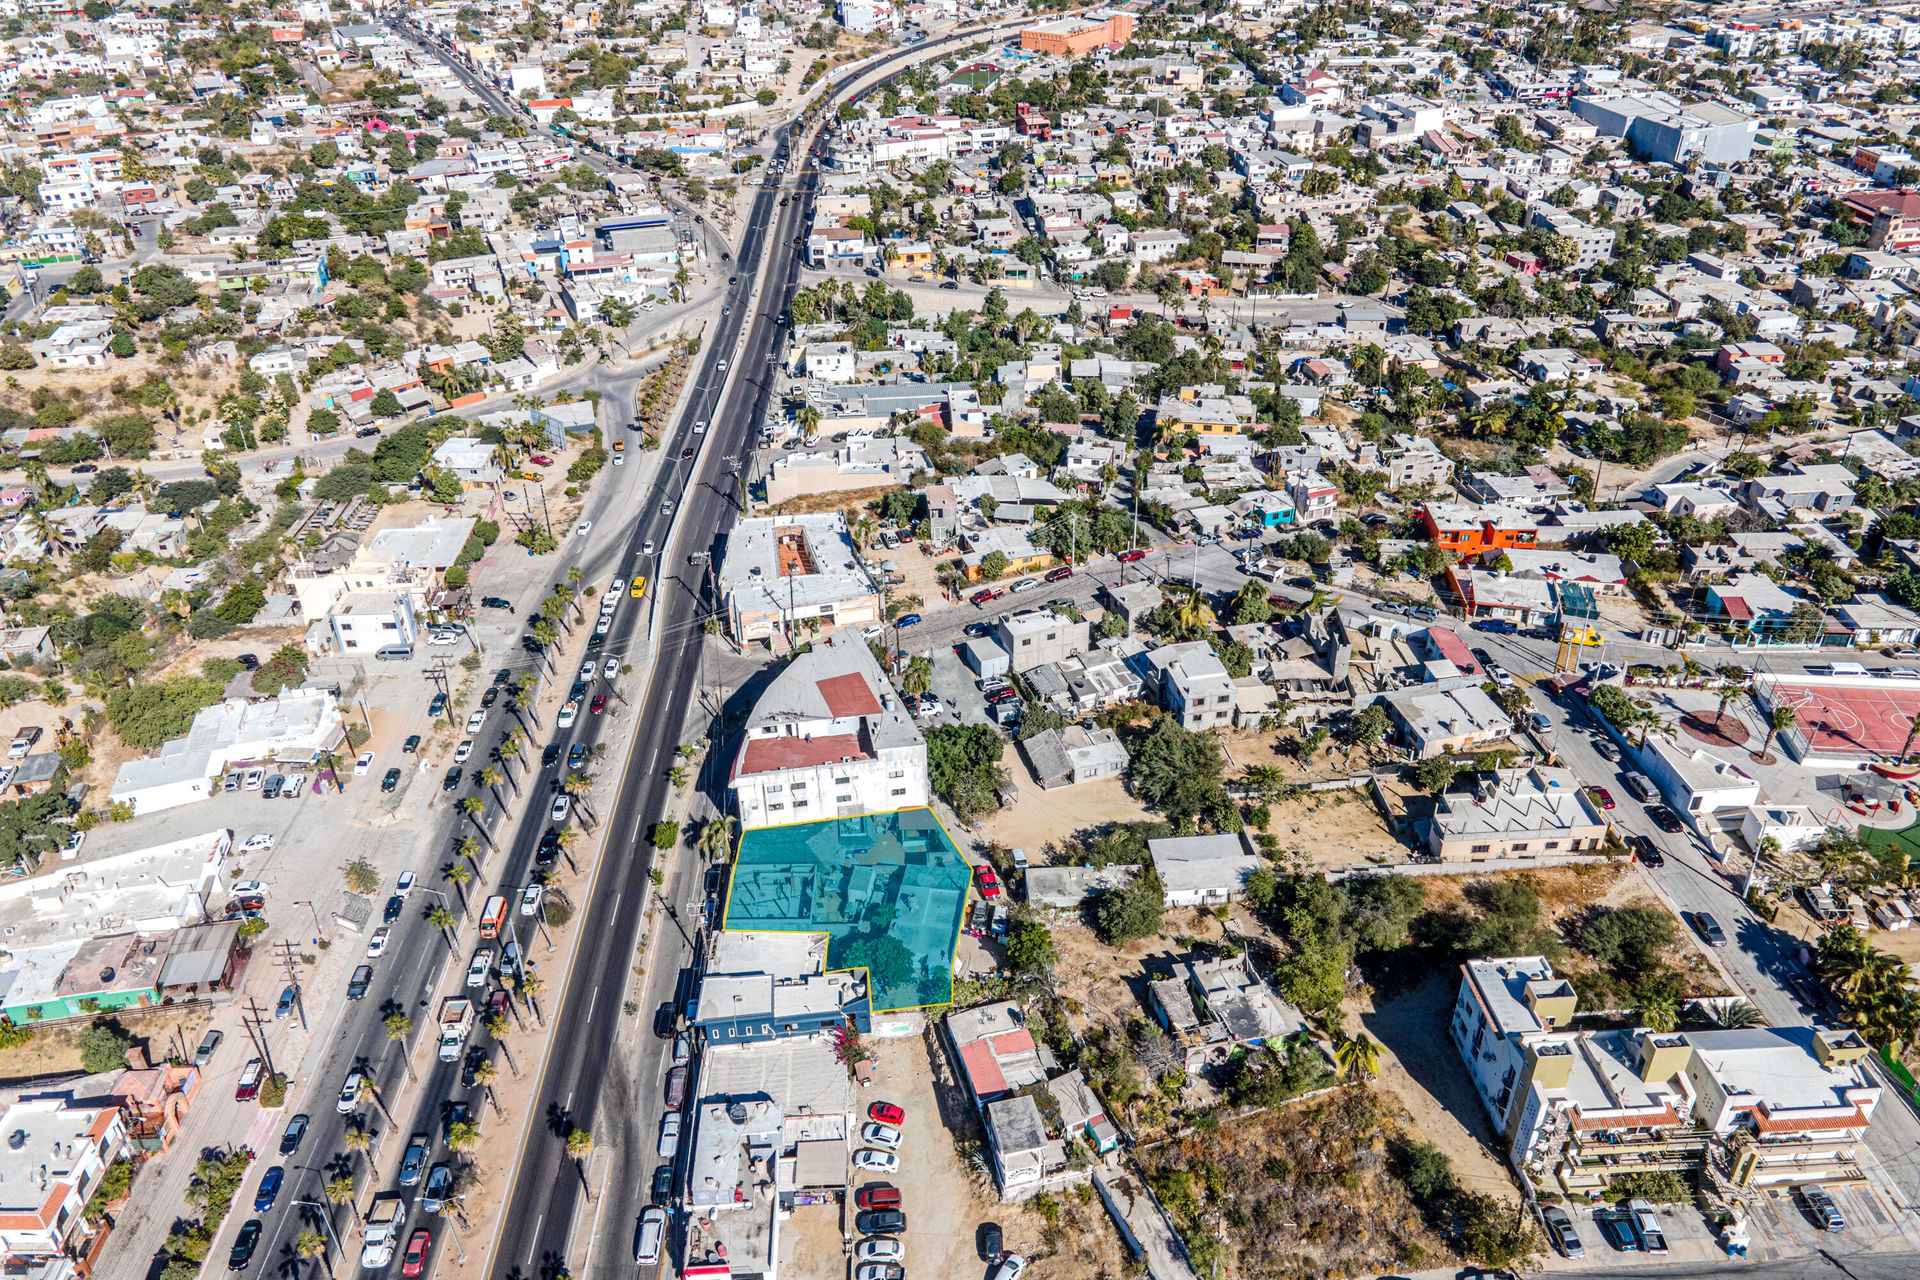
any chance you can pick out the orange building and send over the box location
[1019,11,1134,56]
[1419,503,1539,557]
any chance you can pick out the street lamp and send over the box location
[291,1198,345,1262]
[291,899,325,944]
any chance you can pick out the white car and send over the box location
[243,768,265,790]
[852,1148,898,1173]
[465,948,494,988]
[1008,577,1039,592]
[557,701,579,729]
[231,879,267,896]
[550,795,572,822]
[576,521,593,536]
[657,1113,682,1158]
[610,578,627,597]
[579,661,596,681]
[613,452,625,466]
[337,1070,364,1114]
[465,710,487,734]
[855,1238,904,1263]
[519,883,545,916]
[428,629,461,647]
[1489,665,1516,688]
[602,657,619,679]
[284,773,307,799]
[366,925,391,958]
[239,833,275,853]
[861,1121,903,1150]
[692,421,708,435]
[454,740,473,764]
[595,615,612,636]
[396,871,416,898]
[988,1255,1029,1280]
[354,751,376,776]
[643,539,656,556]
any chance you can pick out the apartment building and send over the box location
[1453,957,1882,1196]
[719,514,883,643]
[727,632,927,829]
[1427,766,1609,861]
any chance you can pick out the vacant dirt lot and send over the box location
[1262,786,1400,870]
[975,763,1154,852]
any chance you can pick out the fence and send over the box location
[1331,852,1616,882]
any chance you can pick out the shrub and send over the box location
[77,1022,132,1073]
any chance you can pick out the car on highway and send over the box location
[939,280,959,290]
[278,1113,309,1155]
[1691,911,1728,947]
[466,948,494,987]
[603,657,620,679]
[868,1101,905,1126]
[254,1165,284,1213]
[590,693,607,714]
[567,743,589,770]
[366,925,391,958]
[680,446,695,459]
[347,965,373,1001]
[382,767,402,793]
[228,1219,263,1271]
[401,1228,432,1278]
[551,795,572,822]
[399,1133,430,1185]
[1647,805,1685,833]
[1585,785,1615,810]
[422,1163,453,1214]
[521,883,545,916]
[338,1071,364,1113]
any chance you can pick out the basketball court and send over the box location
[1760,678,1920,760]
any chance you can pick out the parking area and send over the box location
[921,646,995,728]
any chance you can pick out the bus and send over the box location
[478,895,509,940]
[629,575,649,599]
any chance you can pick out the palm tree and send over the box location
[531,619,561,667]
[479,763,504,806]
[563,772,595,823]
[1333,1031,1380,1081]
[456,835,481,868]
[484,1013,518,1075]
[796,403,822,441]
[342,1122,372,1157]
[474,1057,503,1116]
[325,1174,360,1223]
[442,861,473,909]
[458,795,486,836]
[1817,925,1875,1002]
[517,972,546,1028]
[1764,705,1798,760]
[554,825,584,871]
[1900,711,1920,764]
[355,1073,391,1123]
[294,1228,329,1269]
[427,904,458,951]
[446,1121,479,1153]
[1705,1000,1765,1030]
[1713,677,1745,726]
[384,1011,416,1082]
[696,815,737,863]
[565,1128,594,1193]
[1168,588,1215,638]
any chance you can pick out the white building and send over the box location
[719,514,883,643]
[109,690,340,814]
[0,1098,129,1261]
[728,632,928,828]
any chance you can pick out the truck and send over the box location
[361,1193,408,1269]
[437,997,476,1062]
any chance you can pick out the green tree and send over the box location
[1094,869,1165,944]
[77,1022,132,1072]
[1127,717,1229,825]
[1226,581,1273,626]
[1413,754,1458,792]
[1005,917,1057,977]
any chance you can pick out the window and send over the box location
[1470,844,1490,854]
[1545,841,1560,850]
[891,788,906,796]
[1511,843,1528,853]
[767,802,785,812]
[836,794,852,804]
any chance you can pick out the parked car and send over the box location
[1627,834,1664,868]
[856,1184,901,1210]
[861,1121,903,1150]
[1116,548,1148,562]
[1627,1199,1668,1254]
[194,1029,223,1067]
[974,865,1002,899]
[856,1238,904,1263]
[382,767,402,793]
[1594,1211,1639,1252]
[366,925,391,958]
[1647,805,1685,833]
[466,948,494,987]
[987,1256,1028,1280]
[634,1206,666,1265]
[275,985,299,1018]
[1472,618,1519,634]
[338,1071,364,1114]
[235,1057,265,1101]
[853,1148,899,1172]
[1540,1204,1584,1258]
[858,1209,907,1235]
[868,1101,905,1126]
[1798,1185,1845,1232]
[1586,785,1616,810]
[651,1163,675,1207]
[1044,565,1073,582]
[657,1113,682,1158]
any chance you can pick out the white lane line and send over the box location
[527,1214,544,1264]
[586,988,599,1025]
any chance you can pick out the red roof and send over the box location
[1425,626,1478,674]
[958,1040,1007,1096]
[1720,596,1754,622]
[817,673,881,718]
[737,733,867,776]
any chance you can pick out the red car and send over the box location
[487,988,510,1019]
[974,865,1001,899]
[856,1183,901,1209]
[590,693,607,714]
[969,588,1002,607]
[1044,565,1073,583]
[868,1101,905,1126]
[1586,785,1616,811]
[529,454,554,467]
[1116,548,1148,562]
[402,1229,432,1278]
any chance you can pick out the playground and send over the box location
[724,807,972,1012]
[1754,675,1920,762]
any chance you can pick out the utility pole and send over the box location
[274,940,307,1031]
[242,997,278,1079]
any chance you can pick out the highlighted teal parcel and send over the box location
[724,807,971,1012]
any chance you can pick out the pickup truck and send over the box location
[1628,1198,1668,1254]
[437,997,476,1062]
[6,726,41,759]
[361,1192,409,1269]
